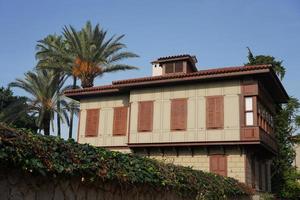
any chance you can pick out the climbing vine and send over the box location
[0,124,253,199]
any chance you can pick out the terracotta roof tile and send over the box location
[157,54,192,60]
[112,64,271,85]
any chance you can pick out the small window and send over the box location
[165,63,174,74]
[245,97,253,111]
[246,112,254,126]
[174,62,183,72]
[245,97,254,126]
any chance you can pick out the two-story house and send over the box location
[65,54,288,192]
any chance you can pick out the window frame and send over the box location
[245,96,254,126]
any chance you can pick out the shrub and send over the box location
[0,123,253,199]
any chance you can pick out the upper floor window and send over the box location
[138,101,153,132]
[113,106,128,136]
[258,101,274,134]
[170,99,187,131]
[164,61,184,74]
[206,96,224,129]
[85,109,100,137]
[245,97,254,126]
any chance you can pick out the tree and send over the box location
[245,48,300,199]
[36,21,138,138]
[36,35,73,137]
[9,70,69,135]
[272,97,300,199]
[245,47,285,80]
[63,21,139,88]
[0,87,38,131]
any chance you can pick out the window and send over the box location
[113,107,128,135]
[210,155,227,176]
[175,62,183,72]
[171,99,187,131]
[85,109,100,137]
[164,62,184,74]
[165,63,174,74]
[245,97,254,126]
[206,96,224,129]
[257,101,274,134]
[138,101,153,132]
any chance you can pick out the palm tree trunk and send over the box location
[57,88,61,137]
[68,77,77,139]
[43,113,51,136]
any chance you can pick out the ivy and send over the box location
[0,123,253,199]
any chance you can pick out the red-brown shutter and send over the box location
[85,109,100,137]
[206,96,224,129]
[138,101,153,132]
[210,155,227,176]
[113,106,128,135]
[171,99,187,130]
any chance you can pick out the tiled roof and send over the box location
[112,64,271,85]
[64,64,272,97]
[157,54,192,61]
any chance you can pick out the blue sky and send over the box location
[0,0,299,138]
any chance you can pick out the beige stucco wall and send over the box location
[136,147,246,183]
[78,95,130,147]
[129,81,241,144]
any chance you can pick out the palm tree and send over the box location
[36,35,73,137]
[35,21,138,138]
[63,21,139,88]
[9,70,69,135]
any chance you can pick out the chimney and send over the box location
[151,54,198,76]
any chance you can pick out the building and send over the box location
[65,54,288,192]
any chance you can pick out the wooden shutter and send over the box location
[85,109,100,137]
[165,63,174,74]
[171,99,187,130]
[174,61,183,72]
[113,106,128,135]
[138,101,153,132]
[206,96,224,129]
[210,155,227,176]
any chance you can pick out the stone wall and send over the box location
[135,146,246,183]
[0,169,186,200]
[0,169,256,200]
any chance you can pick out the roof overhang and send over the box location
[65,65,289,103]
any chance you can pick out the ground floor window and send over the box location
[209,155,227,176]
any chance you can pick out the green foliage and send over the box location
[245,47,285,80]
[272,97,300,199]
[0,124,253,199]
[0,87,37,131]
[9,70,71,135]
[245,48,300,199]
[36,21,138,88]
